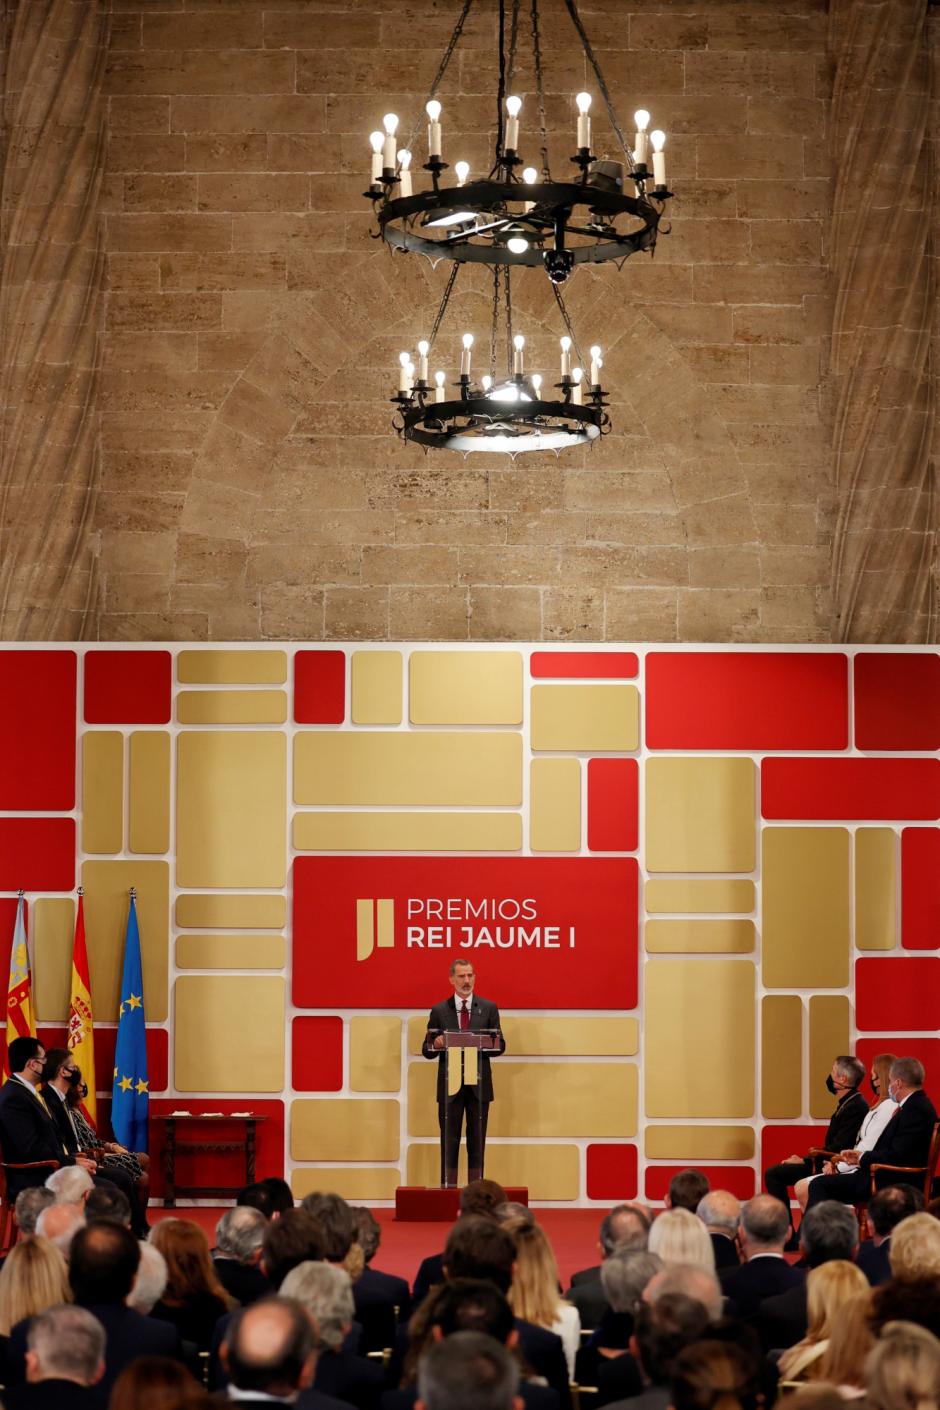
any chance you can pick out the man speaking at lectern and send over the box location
[423,961,506,1187]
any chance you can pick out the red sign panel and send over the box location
[293,856,638,1010]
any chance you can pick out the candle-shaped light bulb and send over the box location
[532,373,543,396]
[507,235,528,254]
[589,344,602,387]
[572,366,583,405]
[513,333,525,377]
[434,369,446,403]
[382,112,398,170]
[455,160,470,187]
[482,374,493,393]
[576,91,592,150]
[405,360,415,392]
[634,108,651,167]
[370,130,384,183]
[505,94,522,153]
[426,100,441,121]
[460,332,473,376]
[523,166,537,184]
[650,130,666,188]
[398,350,410,392]
[398,148,413,197]
[416,339,430,383]
[560,335,572,378]
[426,99,443,160]
[383,113,399,134]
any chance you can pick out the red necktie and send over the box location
[460,1000,470,1031]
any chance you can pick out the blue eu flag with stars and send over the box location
[111,894,148,1151]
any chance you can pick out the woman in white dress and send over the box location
[794,1051,897,1212]
[505,1216,581,1379]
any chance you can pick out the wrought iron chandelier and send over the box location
[365,0,674,455]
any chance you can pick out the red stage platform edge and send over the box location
[396,1186,529,1221]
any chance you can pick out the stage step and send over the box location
[395,1186,529,1221]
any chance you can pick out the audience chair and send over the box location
[0,1160,59,1253]
[869,1120,940,1203]
[570,1383,599,1410]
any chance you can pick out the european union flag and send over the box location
[111,893,148,1152]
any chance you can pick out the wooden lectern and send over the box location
[439,1028,499,1187]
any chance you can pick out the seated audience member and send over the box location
[413,1180,508,1305]
[669,1340,763,1410]
[109,1354,206,1410]
[238,1182,278,1219]
[700,1317,778,1409]
[259,1176,295,1214]
[282,1259,386,1410]
[127,1240,168,1314]
[815,1290,873,1396]
[763,1056,868,1216]
[719,1194,804,1318]
[566,1204,651,1330]
[575,1250,663,1393]
[806,1057,937,1210]
[219,1296,332,1410]
[777,1261,869,1384]
[696,1192,741,1273]
[353,1206,411,1353]
[648,1209,716,1274]
[643,1266,724,1324]
[755,1201,859,1352]
[84,1185,132,1228]
[35,1201,85,1257]
[45,1163,93,1206]
[302,1192,359,1278]
[865,1320,940,1410]
[504,1218,580,1379]
[0,1237,69,1337]
[667,1171,711,1214]
[213,1205,271,1306]
[794,1053,897,1214]
[886,1211,940,1281]
[416,1330,519,1410]
[149,1217,236,1350]
[0,1038,94,1194]
[1,1304,105,1410]
[496,1202,534,1228]
[13,1189,54,1238]
[869,1278,940,1342]
[856,1186,924,1286]
[605,1294,711,1410]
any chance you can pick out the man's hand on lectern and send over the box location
[432,1034,445,1050]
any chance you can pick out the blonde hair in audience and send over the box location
[818,1290,873,1389]
[0,1236,70,1336]
[889,1215,940,1281]
[648,1208,716,1274]
[865,1320,940,1410]
[871,1053,897,1104]
[805,1261,869,1344]
[505,1218,563,1328]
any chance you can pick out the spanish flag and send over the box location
[67,891,96,1124]
[4,894,36,1078]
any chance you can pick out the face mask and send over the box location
[889,1084,901,1104]
[826,1075,837,1095]
[78,1083,88,1100]
[65,1069,82,1087]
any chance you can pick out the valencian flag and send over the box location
[67,890,97,1124]
[4,894,37,1079]
[111,891,148,1151]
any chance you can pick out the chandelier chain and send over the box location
[530,0,551,179]
[494,0,507,168]
[504,265,515,377]
[562,0,637,173]
[507,0,520,94]
[490,267,500,380]
[551,282,584,372]
[427,263,461,354]
[405,0,476,155]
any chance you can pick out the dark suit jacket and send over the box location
[565,1272,609,1331]
[823,1090,870,1155]
[569,1264,600,1288]
[0,1079,72,1194]
[859,1089,937,1173]
[6,1302,182,1399]
[755,1282,808,1353]
[213,1255,272,1306]
[412,1251,445,1305]
[382,1378,559,1410]
[422,994,506,1104]
[43,1087,85,1155]
[354,1264,411,1352]
[2,1379,104,1410]
[515,1318,570,1410]
[719,1256,804,1319]
[710,1233,741,1271]
[856,1238,892,1287]
[315,1345,387,1410]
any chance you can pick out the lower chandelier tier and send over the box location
[393,379,609,456]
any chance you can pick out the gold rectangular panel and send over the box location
[175,894,286,929]
[409,651,524,725]
[294,812,522,853]
[350,1016,402,1093]
[406,1015,638,1057]
[531,684,639,752]
[645,1126,755,1160]
[645,919,755,953]
[407,1060,637,1138]
[82,732,124,855]
[81,860,169,1022]
[762,995,802,1118]
[175,975,285,1091]
[291,1167,401,1201]
[645,959,755,1118]
[294,732,522,807]
[646,880,756,914]
[129,731,170,854]
[176,934,285,969]
[646,758,756,873]
[33,898,75,1023]
[291,1099,400,1161]
[177,731,286,887]
[351,651,403,726]
[177,690,287,724]
[809,995,850,1120]
[762,827,849,988]
[530,758,581,852]
[177,649,287,684]
[407,1142,580,1201]
[856,827,897,950]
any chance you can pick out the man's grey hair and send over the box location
[740,1194,791,1248]
[890,1057,926,1089]
[45,1165,93,1205]
[36,1202,86,1256]
[280,1259,354,1352]
[696,1191,740,1238]
[418,1331,518,1410]
[644,1264,723,1322]
[27,1304,105,1384]
[600,1249,663,1312]
[834,1055,865,1088]
[216,1205,267,1264]
[128,1241,168,1314]
[599,1203,651,1256]
[15,1186,55,1236]
[800,1200,859,1267]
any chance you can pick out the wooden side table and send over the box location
[153,1113,266,1207]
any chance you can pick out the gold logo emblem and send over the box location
[356,899,395,962]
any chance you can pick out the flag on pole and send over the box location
[4,894,37,1079]
[111,890,148,1151]
[67,890,97,1124]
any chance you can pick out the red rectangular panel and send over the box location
[760,1125,829,1177]
[856,1039,940,1085]
[856,957,940,1031]
[531,652,638,679]
[142,1098,285,1197]
[762,758,940,820]
[293,856,638,1010]
[645,1165,755,1201]
[84,649,171,725]
[295,650,345,724]
[0,651,76,808]
[292,1016,344,1091]
[30,1025,168,1098]
[901,828,940,950]
[586,1144,638,1200]
[855,653,940,751]
[587,759,638,852]
[0,820,75,891]
[646,652,848,750]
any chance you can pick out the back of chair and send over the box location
[923,1121,940,1198]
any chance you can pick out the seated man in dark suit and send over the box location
[763,1055,868,1218]
[719,1195,804,1318]
[576,1249,662,1399]
[755,1201,858,1351]
[857,1185,924,1287]
[2,1305,105,1410]
[412,1179,508,1306]
[695,1192,741,1273]
[213,1205,271,1306]
[566,1204,651,1331]
[806,1057,937,1209]
[354,1206,411,1353]
[221,1297,348,1410]
[281,1260,386,1410]
[0,1037,90,1194]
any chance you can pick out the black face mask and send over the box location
[826,1075,838,1095]
[78,1083,88,1100]
[65,1069,83,1087]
